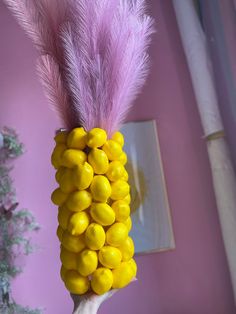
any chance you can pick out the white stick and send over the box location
[173,0,236,303]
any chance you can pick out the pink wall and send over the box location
[0,1,235,313]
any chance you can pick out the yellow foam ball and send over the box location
[56,226,64,242]
[67,127,87,150]
[58,206,73,230]
[102,140,122,161]
[91,268,113,295]
[51,144,67,169]
[60,265,67,282]
[77,249,98,276]
[123,216,132,232]
[67,211,90,236]
[110,180,130,200]
[66,190,92,212]
[60,247,77,270]
[87,128,107,148]
[111,131,124,147]
[59,168,76,193]
[118,151,127,165]
[90,175,111,202]
[51,188,68,206]
[128,258,137,277]
[121,169,129,181]
[64,270,90,295]
[98,246,122,269]
[85,223,106,250]
[61,149,86,168]
[54,131,68,144]
[62,231,85,253]
[90,203,115,226]
[123,193,131,205]
[106,223,128,247]
[55,167,66,183]
[118,236,134,261]
[106,161,125,182]
[88,148,109,174]
[112,200,130,222]
[112,262,134,289]
[73,162,94,190]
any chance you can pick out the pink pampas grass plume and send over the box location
[4,0,154,135]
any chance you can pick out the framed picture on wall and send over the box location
[121,120,175,254]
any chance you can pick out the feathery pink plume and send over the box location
[37,55,77,130]
[4,0,154,135]
[3,0,70,60]
[61,0,154,135]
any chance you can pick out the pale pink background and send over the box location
[0,1,235,313]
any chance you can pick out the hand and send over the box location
[71,278,137,314]
[71,289,117,314]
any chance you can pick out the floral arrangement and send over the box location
[0,127,41,314]
[4,0,154,297]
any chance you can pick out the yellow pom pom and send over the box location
[60,265,67,282]
[54,131,68,144]
[111,131,124,147]
[90,203,115,226]
[112,200,130,222]
[64,270,90,295]
[62,231,85,253]
[77,249,98,276]
[51,188,68,206]
[73,162,94,190]
[118,151,127,165]
[112,262,134,289]
[61,149,86,168]
[66,190,92,212]
[51,144,67,169]
[123,216,132,232]
[88,148,109,174]
[56,226,64,242]
[60,247,77,270]
[91,268,113,295]
[90,175,111,202]
[85,223,105,250]
[110,180,130,200]
[58,206,73,230]
[106,223,128,247]
[67,211,90,236]
[106,161,125,181]
[102,140,122,161]
[87,128,107,148]
[59,168,76,193]
[98,246,122,269]
[118,236,134,261]
[67,127,87,150]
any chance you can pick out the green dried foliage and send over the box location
[0,128,42,313]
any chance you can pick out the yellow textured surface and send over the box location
[98,246,122,269]
[90,203,115,226]
[77,249,98,276]
[64,270,90,294]
[91,268,113,295]
[51,128,136,295]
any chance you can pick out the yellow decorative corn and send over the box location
[51,127,137,295]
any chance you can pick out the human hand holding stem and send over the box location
[71,289,117,314]
[71,279,137,314]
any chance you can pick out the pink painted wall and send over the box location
[0,0,235,313]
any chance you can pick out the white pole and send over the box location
[173,0,236,303]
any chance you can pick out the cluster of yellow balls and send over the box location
[51,127,137,295]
